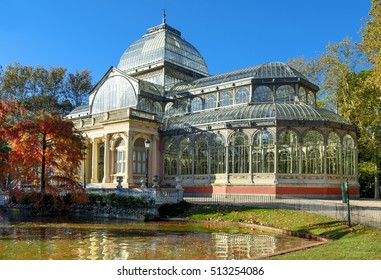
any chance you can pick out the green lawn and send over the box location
[178,204,381,260]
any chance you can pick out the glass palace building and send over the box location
[68,18,360,198]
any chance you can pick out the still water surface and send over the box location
[0,212,316,260]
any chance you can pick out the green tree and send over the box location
[64,69,92,108]
[359,0,381,198]
[0,63,92,115]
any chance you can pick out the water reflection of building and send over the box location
[68,13,359,199]
[212,233,277,260]
[85,231,129,260]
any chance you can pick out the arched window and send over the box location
[211,134,226,174]
[276,85,295,103]
[180,137,192,175]
[114,138,126,174]
[253,86,273,103]
[163,139,178,176]
[205,94,217,109]
[91,76,137,114]
[220,91,233,107]
[343,134,355,175]
[191,97,203,112]
[278,130,299,173]
[235,87,250,104]
[327,132,340,174]
[229,132,249,173]
[153,101,163,117]
[138,98,151,112]
[132,139,146,174]
[303,130,324,174]
[194,135,208,174]
[252,130,274,173]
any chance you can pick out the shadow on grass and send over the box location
[296,221,351,239]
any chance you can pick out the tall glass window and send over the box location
[194,135,208,174]
[191,97,203,112]
[163,139,178,176]
[303,130,324,174]
[253,86,273,103]
[252,130,274,173]
[229,132,249,173]
[278,130,299,173]
[343,134,355,175]
[220,91,233,107]
[114,138,126,174]
[205,93,217,109]
[180,137,192,175]
[327,132,340,174]
[132,139,146,174]
[235,87,250,104]
[211,134,226,174]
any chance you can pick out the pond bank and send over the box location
[4,204,159,221]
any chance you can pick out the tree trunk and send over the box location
[40,132,46,194]
[374,147,380,199]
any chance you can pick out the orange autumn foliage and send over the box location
[0,100,84,196]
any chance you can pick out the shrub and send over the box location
[158,200,191,217]
[86,192,154,208]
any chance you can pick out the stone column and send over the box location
[91,138,99,183]
[354,145,359,177]
[273,142,278,174]
[103,134,110,183]
[323,139,328,181]
[152,135,160,179]
[207,137,212,184]
[248,143,253,183]
[125,132,132,186]
[225,144,229,184]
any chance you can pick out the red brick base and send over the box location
[183,184,360,198]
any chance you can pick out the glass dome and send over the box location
[118,23,208,76]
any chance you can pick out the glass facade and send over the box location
[162,131,356,177]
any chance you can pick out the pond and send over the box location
[0,211,317,260]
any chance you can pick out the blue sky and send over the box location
[0,0,371,82]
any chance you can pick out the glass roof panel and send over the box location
[161,103,348,131]
[118,23,208,76]
[170,62,310,94]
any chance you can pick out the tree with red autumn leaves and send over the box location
[0,100,87,209]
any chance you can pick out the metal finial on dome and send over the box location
[162,9,166,24]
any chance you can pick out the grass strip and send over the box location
[178,204,381,260]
